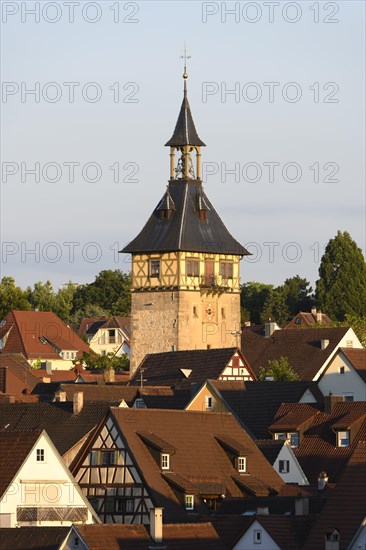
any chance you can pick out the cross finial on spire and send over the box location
[180,42,191,80]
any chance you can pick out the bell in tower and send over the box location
[121,51,250,375]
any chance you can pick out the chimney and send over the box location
[256,506,269,515]
[73,391,84,414]
[311,306,317,316]
[316,311,323,323]
[150,508,163,543]
[104,368,115,384]
[57,391,67,402]
[295,496,309,516]
[324,394,343,415]
[265,320,280,338]
[321,339,329,350]
[318,471,328,491]
[324,530,340,550]
[45,361,52,375]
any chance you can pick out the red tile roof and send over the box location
[285,311,332,329]
[75,524,151,550]
[304,441,366,550]
[0,527,69,550]
[340,347,366,382]
[0,310,92,360]
[78,316,130,339]
[100,408,283,521]
[0,353,39,395]
[241,326,352,380]
[0,430,41,497]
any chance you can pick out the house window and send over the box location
[36,449,45,462]
[254,530,262,544]
[237,456,246,473]
[134,398,145,408]
[161,453,170,470]
[115,499,134,513]
[108,329,116,344]
[66,352,69,359]
[279,460,290,473]
[221,307,226,319]
[275,433,287,441]
[232,356,240,367]
[185,495,194,510]
[206,396,213,410]
[186,259,199,277]
[220,262,233,279]
[149,259,160,278]
[101,350,107,356]
[339,366,345,375]
[343,393,354,402]
[193,306,198,318]
[74,538,79,547]
[295,318,301,325]
[337,431,350,447]
[346,340,353,348]
[288,433,299,448]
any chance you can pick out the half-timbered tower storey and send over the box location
[122,65,250,374]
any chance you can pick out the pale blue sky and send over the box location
[1,1,365,290]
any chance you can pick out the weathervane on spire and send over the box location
[180,43,191,80]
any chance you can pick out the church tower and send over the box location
[122,61,250,374]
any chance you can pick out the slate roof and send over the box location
[272,401,366,484]
[0,430,41,497]
[130,348,249,389]
[103,408,283,521]
[303,441,366,550]
[78,316,131,339]
[0,353,39,395]
[0,401,112,456]
[0,527,69,550]
[209,379,323,439]
[241,326,351,380]
[339,347,366,382]
[0,310,92,360]
[121,179,249,255]
[165,83,206,147]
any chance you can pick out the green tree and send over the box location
[77,351,129,372]
[316,231,366,320]
[54,282,77,322]
[261,288,290,325]
[0,277,31,318]
[282,276,314,316]
[69,304,109,332]
[71,270,131,317]
[27,281,56,312]
[258,356,300,381]
[241,282,273,324]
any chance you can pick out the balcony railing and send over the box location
[200,275,230,289]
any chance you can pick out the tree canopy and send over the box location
[316,231,366,320]
[258,356,300,381]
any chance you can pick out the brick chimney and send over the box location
[150,508,163,543]
[316,311,323,323]
[73,391,84,415]
[311,306,317,316]
[104,368,115,384]
[324,394,343,415]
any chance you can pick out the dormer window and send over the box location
[337,430,350,447]
[149,260,160,278]
[161,453,170,470]
[185,495,194,510]
[237,456,246,473]
[274,432,299,448]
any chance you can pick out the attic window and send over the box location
[275,432,299,448]
[206,396,213,410]
[279,460,290,473]
[237,456,246,473]
[185,495,194,510]
[254,530,262,544]
[339,366,345,375]
[161,453,170,470]
[36,449,45,462]
[337,430,350,447]
[295,318,301,325]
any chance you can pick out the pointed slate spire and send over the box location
[165,70,206,147]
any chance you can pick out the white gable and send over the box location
[273,441,309,485]
[233,519,281,550]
